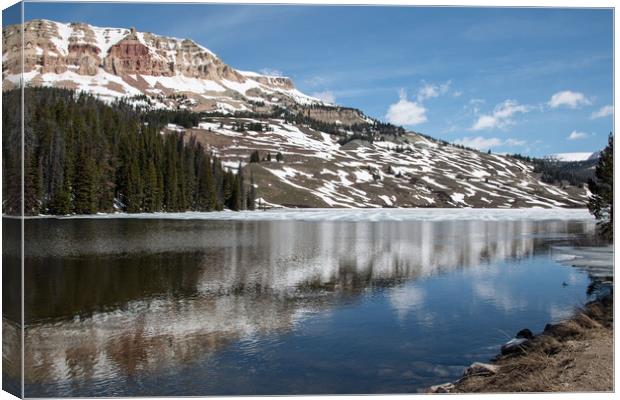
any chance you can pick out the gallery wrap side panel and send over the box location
[2,1,24,398]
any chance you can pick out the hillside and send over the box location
[545,152,600,162]
[2,88,255,216]
[2,20,591,210]
[167,116,588,208]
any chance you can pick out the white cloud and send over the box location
[389,286,426,320]
[454,136,526,151]
[473,281,527,313]
[385,89,427,126]
[591,105,614,119]
[311,90,336,104]
[470,99,530,131]
[505,138,527,146]
[471,115,498,131]
[455,136,502,149]
[548,90,591,109]
[464,98,485,114]
[567,130,589,140]
[417,80,452,102]
[259,68,283,77]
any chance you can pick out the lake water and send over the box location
[6,210,603,396]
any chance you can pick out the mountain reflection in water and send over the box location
[3,217,596,396]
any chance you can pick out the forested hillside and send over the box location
[2,87,592,213]
[2,88,255,216]
[509,153,596,187]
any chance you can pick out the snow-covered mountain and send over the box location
[544,152,600,162]
[2,19,324,112]
[2,19,591,208]
[166,117,589,208]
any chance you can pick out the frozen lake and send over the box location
[31,207,594,222]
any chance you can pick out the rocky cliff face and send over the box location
[2,19,319,111]
[300,107,372,125]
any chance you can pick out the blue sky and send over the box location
[18,2,614,156]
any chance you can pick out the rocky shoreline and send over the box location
[427,290,613,393]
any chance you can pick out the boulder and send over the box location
[593,281,613,300]
[500,337,528,355]
[464,362,500,376]
[426,382,455,393]
[516,328,534,339]
[542,321,585,340]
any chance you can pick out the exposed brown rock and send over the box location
[2,80,17,91]
[104,38,168,76]
[3,19,326,113]
[2,23,24,75]
[4,19,252,88]
[68,44,101,75]
[105,81,127,94]
[300,107,368,125]
[121,73,151,92]
[40,54,68,75]
[52,80,78,90]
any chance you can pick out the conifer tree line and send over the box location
[509,153,596,187]
[2,88,256,216]
[198,104,406,144]
[588,133,613,241]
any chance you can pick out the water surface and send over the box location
[11,212,601,396]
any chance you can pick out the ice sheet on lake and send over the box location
[551,245,614,279]
[33,208,595,222]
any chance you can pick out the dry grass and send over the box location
[454,297,613,393]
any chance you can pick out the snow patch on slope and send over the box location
[545,152,597,162]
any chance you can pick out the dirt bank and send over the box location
[429,295,614,393]
[449,295,613,393]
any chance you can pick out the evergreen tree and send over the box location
[143,159,159,212]
[212,157,225,210]
[222,170,233,209]
[249,150,261,163]
[197,153,216,211]
[73,144,98,214]
[2,90,23,215]
[247,175,257,211]
[5,87,249,216]
[237,163,246,210]
[229,174,241,211]
[588,133,613,241]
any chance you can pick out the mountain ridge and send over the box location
[2,19,592,209]
[3,19,326,113]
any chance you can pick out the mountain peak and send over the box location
[2,19,323,111]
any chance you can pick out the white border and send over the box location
[0,1,616,400]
